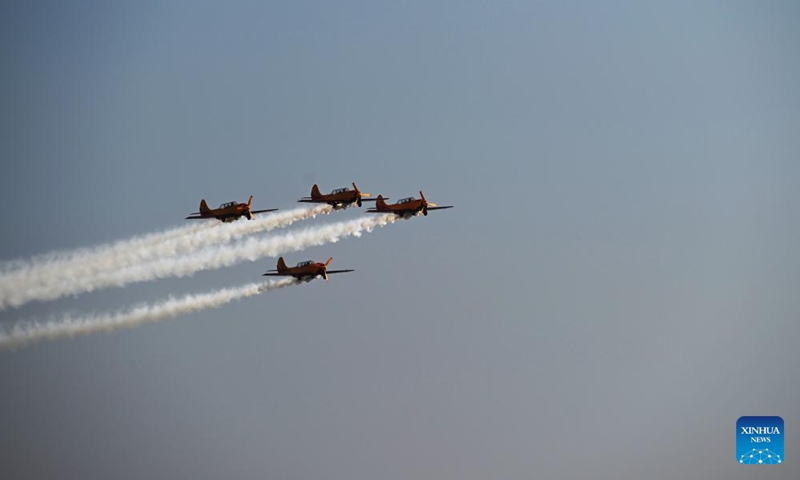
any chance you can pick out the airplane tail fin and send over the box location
[200,199,210,214]
[376,195,388,209]
[311,184,322,199]
[247,195,253,207]
[277,256,288,272]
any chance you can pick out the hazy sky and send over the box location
[1,1,798,479]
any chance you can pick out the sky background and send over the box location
[1,1,799,479]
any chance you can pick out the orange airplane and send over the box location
[185,195,277,222]
[298,182,381,210]
[262,257,354,282]
[366,191,453,218]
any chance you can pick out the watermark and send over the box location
[737,416,783,464]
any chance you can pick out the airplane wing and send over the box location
[297,197,316,203]
[359,198,387,202]
[185,214,206,219]
[262,272,288,276]
[426,206,454,211]
[325,269,355,274]
[250,208,279,214]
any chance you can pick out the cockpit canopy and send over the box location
[331,187,349,194]
[295,260,315,267]
[397,197,416,204]
[219,201,237,209]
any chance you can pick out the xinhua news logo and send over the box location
[737,416,784,465]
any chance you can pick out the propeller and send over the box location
[353,182,371,207]
[353,182,371,197]
[420,190,436,215]
[419,191,437,206]
[322,257,333,281]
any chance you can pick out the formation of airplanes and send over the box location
[187,184,452,222]
[186,182,452,283]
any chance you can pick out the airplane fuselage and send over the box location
[311,192,362,209]
[374,201,427,217]
[280,263,328,281]
[299,184,374,209]
[187,196,277,222]
[366,192,452,217]
[263,257,353,282]
[200,205,253,222]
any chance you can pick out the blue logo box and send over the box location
[737,416,783,464]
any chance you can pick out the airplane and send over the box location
[366,191,453,218]
[185,195,278,222]
[298,182,382,210]
[262,256,354,282]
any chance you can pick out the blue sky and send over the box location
[1,1,799,479]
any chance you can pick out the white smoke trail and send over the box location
[4,214,398,309]
[0,220,215,274]
[0,278,297,351]
[0,205,332,310]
